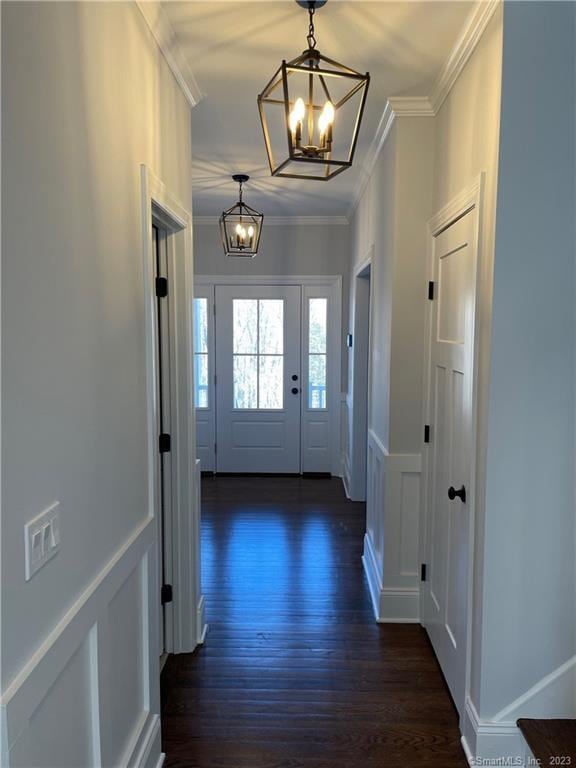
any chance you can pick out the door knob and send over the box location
[448,485,466,503]
[291,374,299,381]
[291,387,299,395]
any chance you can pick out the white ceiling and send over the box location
[163,0,474,217]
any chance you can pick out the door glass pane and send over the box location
[259,355,284,409]
[194,354,209,408]
[193,298,209,409]
[308,353,326,409]
[309,298,327,353]
[233,355,257,409]
[193,298,208,354]
[259,299,284,354]
[233,299,257,353]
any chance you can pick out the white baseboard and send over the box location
[362,533,420,622]
[196,596,208,645]
[341,452,351,499]
[126,712,162,768]
[362,532,382,620]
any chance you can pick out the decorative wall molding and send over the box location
[0,518,161,768]
[348,101,395,218]
[193,215,349,226]
[462,656,576,763]
[429,0,500,113]
[136,1,204,109]
[387,96,435,116]
[362,430,422,623]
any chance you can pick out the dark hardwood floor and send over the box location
[161,476,466,767]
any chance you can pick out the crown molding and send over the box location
[348,0,500,220]
[136,1,204,109]
[347,101,395,219]
[387,96,435,117]
[194,215,349,226]
[429,0,500,113]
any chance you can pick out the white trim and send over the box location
[136,1,204,109]
[429,0,500,114]
[348,1,499,220]
[362,532,383,621]
[195,274,342,288]
[141,165,201,655]
[387,96,435,116]
[193,215,349,226]
[362,536,420,624]
[420,174,485,721]
[348,102,395,218]
[493,654,576,723]
[0,518,156,759]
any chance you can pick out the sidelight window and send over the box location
[308,297,327,409]
[193,298,209,408]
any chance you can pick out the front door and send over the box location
[215,285,302,473]
[422,206,477,714]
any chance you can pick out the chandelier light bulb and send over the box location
[318,100,335,141]
[289,97,306,133]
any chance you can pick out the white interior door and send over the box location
[422,207,477,714]
[215,285,301,473]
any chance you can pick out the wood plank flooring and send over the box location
[161,476,466,767]
[518,719,576,764]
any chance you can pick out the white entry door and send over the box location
[215,285,302,473]
[422,205,477,714]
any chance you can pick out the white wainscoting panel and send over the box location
[362,430,422,623]
[0,518,165,768]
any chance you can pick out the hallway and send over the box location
[160,477,466,767]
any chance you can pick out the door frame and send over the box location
[420,174,485,717]
[348,247,374,501]
[141,165,203,656]
[195,275,342,476]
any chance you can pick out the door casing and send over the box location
[420,175,484,718]
[141,165,204,662]
[195,275,342,476]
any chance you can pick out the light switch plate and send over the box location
[25,501,60,581]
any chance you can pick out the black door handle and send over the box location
[291,387,299,395]
[291,374,299,381]
[448,485,466,503]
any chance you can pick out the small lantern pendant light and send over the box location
[257,0,370,181]
[219,174,263,258]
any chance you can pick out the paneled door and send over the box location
[421,204,478,715]
[215,285,302,473]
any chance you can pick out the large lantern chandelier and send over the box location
[219,174,263,258]
[257,0,370,181]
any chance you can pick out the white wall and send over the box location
[430,0,503,723]
[349,117,435,620]
[194,221,351,393]
[478,0,576,722]
[1,2,193,765]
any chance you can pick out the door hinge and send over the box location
[428,281,435,300]
[213,303,216,316]
[161,583,173,605]
[421,564,427,582]
[155,277,168,298]
[159,433,171,453]
[424,425,430,444]
[214,443,217,454]
[214,374,217,386]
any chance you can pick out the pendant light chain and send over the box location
[307,5,316,49]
